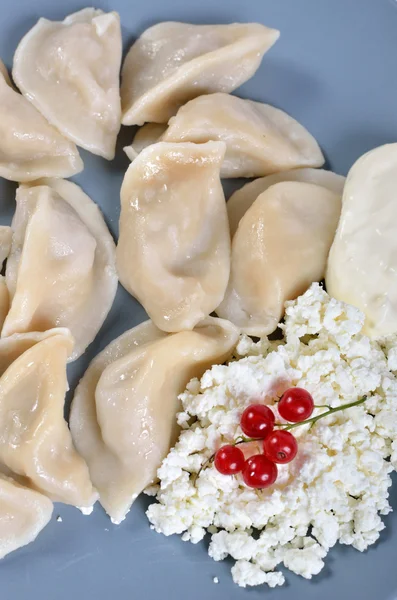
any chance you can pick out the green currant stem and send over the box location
[279,396,367,431]
[234,436,257,445]
[192,396,367,483]
[233,397,367,441]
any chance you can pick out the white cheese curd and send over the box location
[147,283,397,588]
[78,506,95,516]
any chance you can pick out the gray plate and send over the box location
[0,0,397,598]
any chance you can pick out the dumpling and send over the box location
[121,22,280,126]
[0,329,77,487]
[13,9,122,160]
[0,227,12,331]
[70,317,239,524]
[227,168,345,236]
[0,475,53,560]
[2,179,118,360]
[70,320,167,524]
[0,328,97,508]
[117,141,230,332]
[124,94,324,178]
[326,144,397,339]
[217,181,341,335]
[0,60,82,182]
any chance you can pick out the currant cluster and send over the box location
[214,388,315,489]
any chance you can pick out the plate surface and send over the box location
[1,0,397,598]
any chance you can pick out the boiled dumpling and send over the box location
[70,317,239,524]
[0,226,12,331]
[13,9,122,160]
[0,329,76,487]
[117,141,230,332]
[0,474,53,559]
[227,168,345,236]
[124,94,324,178]
[70,320,167,523]
[326,144,397,339]
[2,179,118,360]
[121,22,280,126]
[0,60,83,182]
[217,181,341,335]
[0,328,97,508]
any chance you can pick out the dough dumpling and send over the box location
[0,475,53,560]
[124,94,324,178]
[13,9,122,160]
[70,317,239,524]
[227,168,345,236]
[0,60,82,182]
[0,328,96,508]
[117,141,230,332]
[121,22,280,126]
[2,180,118,360]
[217,181,341,335]
[326,144,397,338]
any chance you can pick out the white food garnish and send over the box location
[79,506,94,516]
[148,283,397,587]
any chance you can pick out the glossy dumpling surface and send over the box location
[227,168,345,236]
[124,94,324,178]
[13,9,122,160]
[0,60,82,182]
[70,317,239,524]
[2,180,117,360]
[117,141,230,332]
[217,181,341,335]
[0,328,97,508]
[121,22,280,125]
[0,475,53,560]
[326,144,397,338]
[0,329,72,376]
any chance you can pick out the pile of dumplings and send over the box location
[1,7,394,562]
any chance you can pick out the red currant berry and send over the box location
[240,404,275,438]
[278,388,314,423]
[263,430,298,464]
[242,454,278,488]
[214,445,245,475]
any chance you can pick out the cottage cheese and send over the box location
[147,284,397,588]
